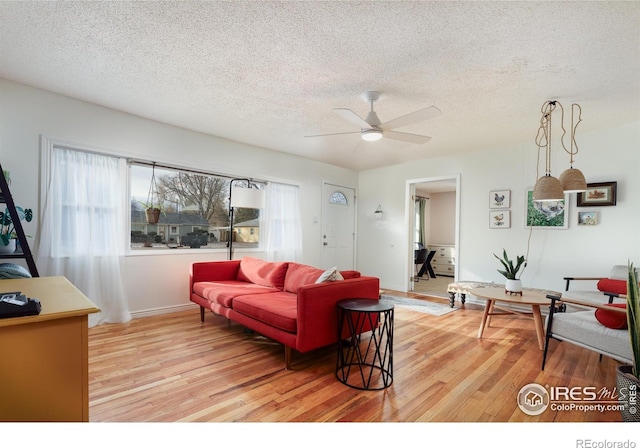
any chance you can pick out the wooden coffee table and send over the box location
[471,287,555,350]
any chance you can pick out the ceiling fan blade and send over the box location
[383,130,432,144]
[305,131,360,138]
[380,105,442,130]
[333,108,370,129]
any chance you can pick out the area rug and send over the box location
[380,295,457,316]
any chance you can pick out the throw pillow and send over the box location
[596,278,627,295]
[594,303,627,329]
[315,266,344,284]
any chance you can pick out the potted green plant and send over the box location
[138,200,164,224]
[493,249,526,294]
[616,263,640,422]
[0,206,32,255]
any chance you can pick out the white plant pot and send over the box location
[0,239,16,255]
[505,279,522,294]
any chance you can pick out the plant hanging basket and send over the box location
[146,207,161,224]
[145,163,160,224]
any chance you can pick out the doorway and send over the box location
[407,175,460,297]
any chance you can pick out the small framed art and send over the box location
[577,182,617,207]
[526,190,568,229]
[578,211,598,226]
[490,211,510,228]
[489,190,510,209]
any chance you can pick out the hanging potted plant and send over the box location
[616,263,640,422]
[493,249,526,295]
[144,163,161,225]
[0,205,32,255]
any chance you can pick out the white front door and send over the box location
[321,182,356,270]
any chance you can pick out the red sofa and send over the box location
[189,256,380,368]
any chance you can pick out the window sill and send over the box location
[126,248,264,257]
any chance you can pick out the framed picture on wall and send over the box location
[578,211,598,226]
[577,182,617,207]
[490,210,510,228]
[489,190,510,209]
[526,190,568,229]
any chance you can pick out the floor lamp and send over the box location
[228,178,266,260]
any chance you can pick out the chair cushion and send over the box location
[237,257,288,290]
[594,303,628,329]
[547,310,633,363]
[609,265,628,280]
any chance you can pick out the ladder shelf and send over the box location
[0,164,39,277]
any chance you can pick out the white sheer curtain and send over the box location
[37,147,131,327]
[264,182,302,262]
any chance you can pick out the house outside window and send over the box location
[130,163,264,250]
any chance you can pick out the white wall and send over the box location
[0,79,358,315]
[357,122,640,293]
[3,78,639,315]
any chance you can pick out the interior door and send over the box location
[321,182,356,270]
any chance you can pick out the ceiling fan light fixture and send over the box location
[361,128,383,142]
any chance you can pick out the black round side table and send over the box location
[336,298,394,390]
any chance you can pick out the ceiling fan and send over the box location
[306,91,442,144]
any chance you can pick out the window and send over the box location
[129,163,264,250]
[329,191,348,205]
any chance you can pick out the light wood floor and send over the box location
[88,291,623,422]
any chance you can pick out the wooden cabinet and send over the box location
[0,276,99,421]
[429,244,455,277]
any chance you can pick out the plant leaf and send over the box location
[628,262,640,379]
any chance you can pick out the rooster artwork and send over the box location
[494,193,505,207]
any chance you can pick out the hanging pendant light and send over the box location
[533,174,565,202]
[559,103,587,193]
[533,101,565,202]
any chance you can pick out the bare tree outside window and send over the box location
[129,164,263,250]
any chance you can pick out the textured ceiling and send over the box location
[1,1,639,171]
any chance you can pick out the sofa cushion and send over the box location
[284,263,325,293]
[193,280,277,308]
[597,278,627,295]
[237,257,288,290]
[233,292,298,333]
[595,303,628,329]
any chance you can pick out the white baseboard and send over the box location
[130,303,199,319]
